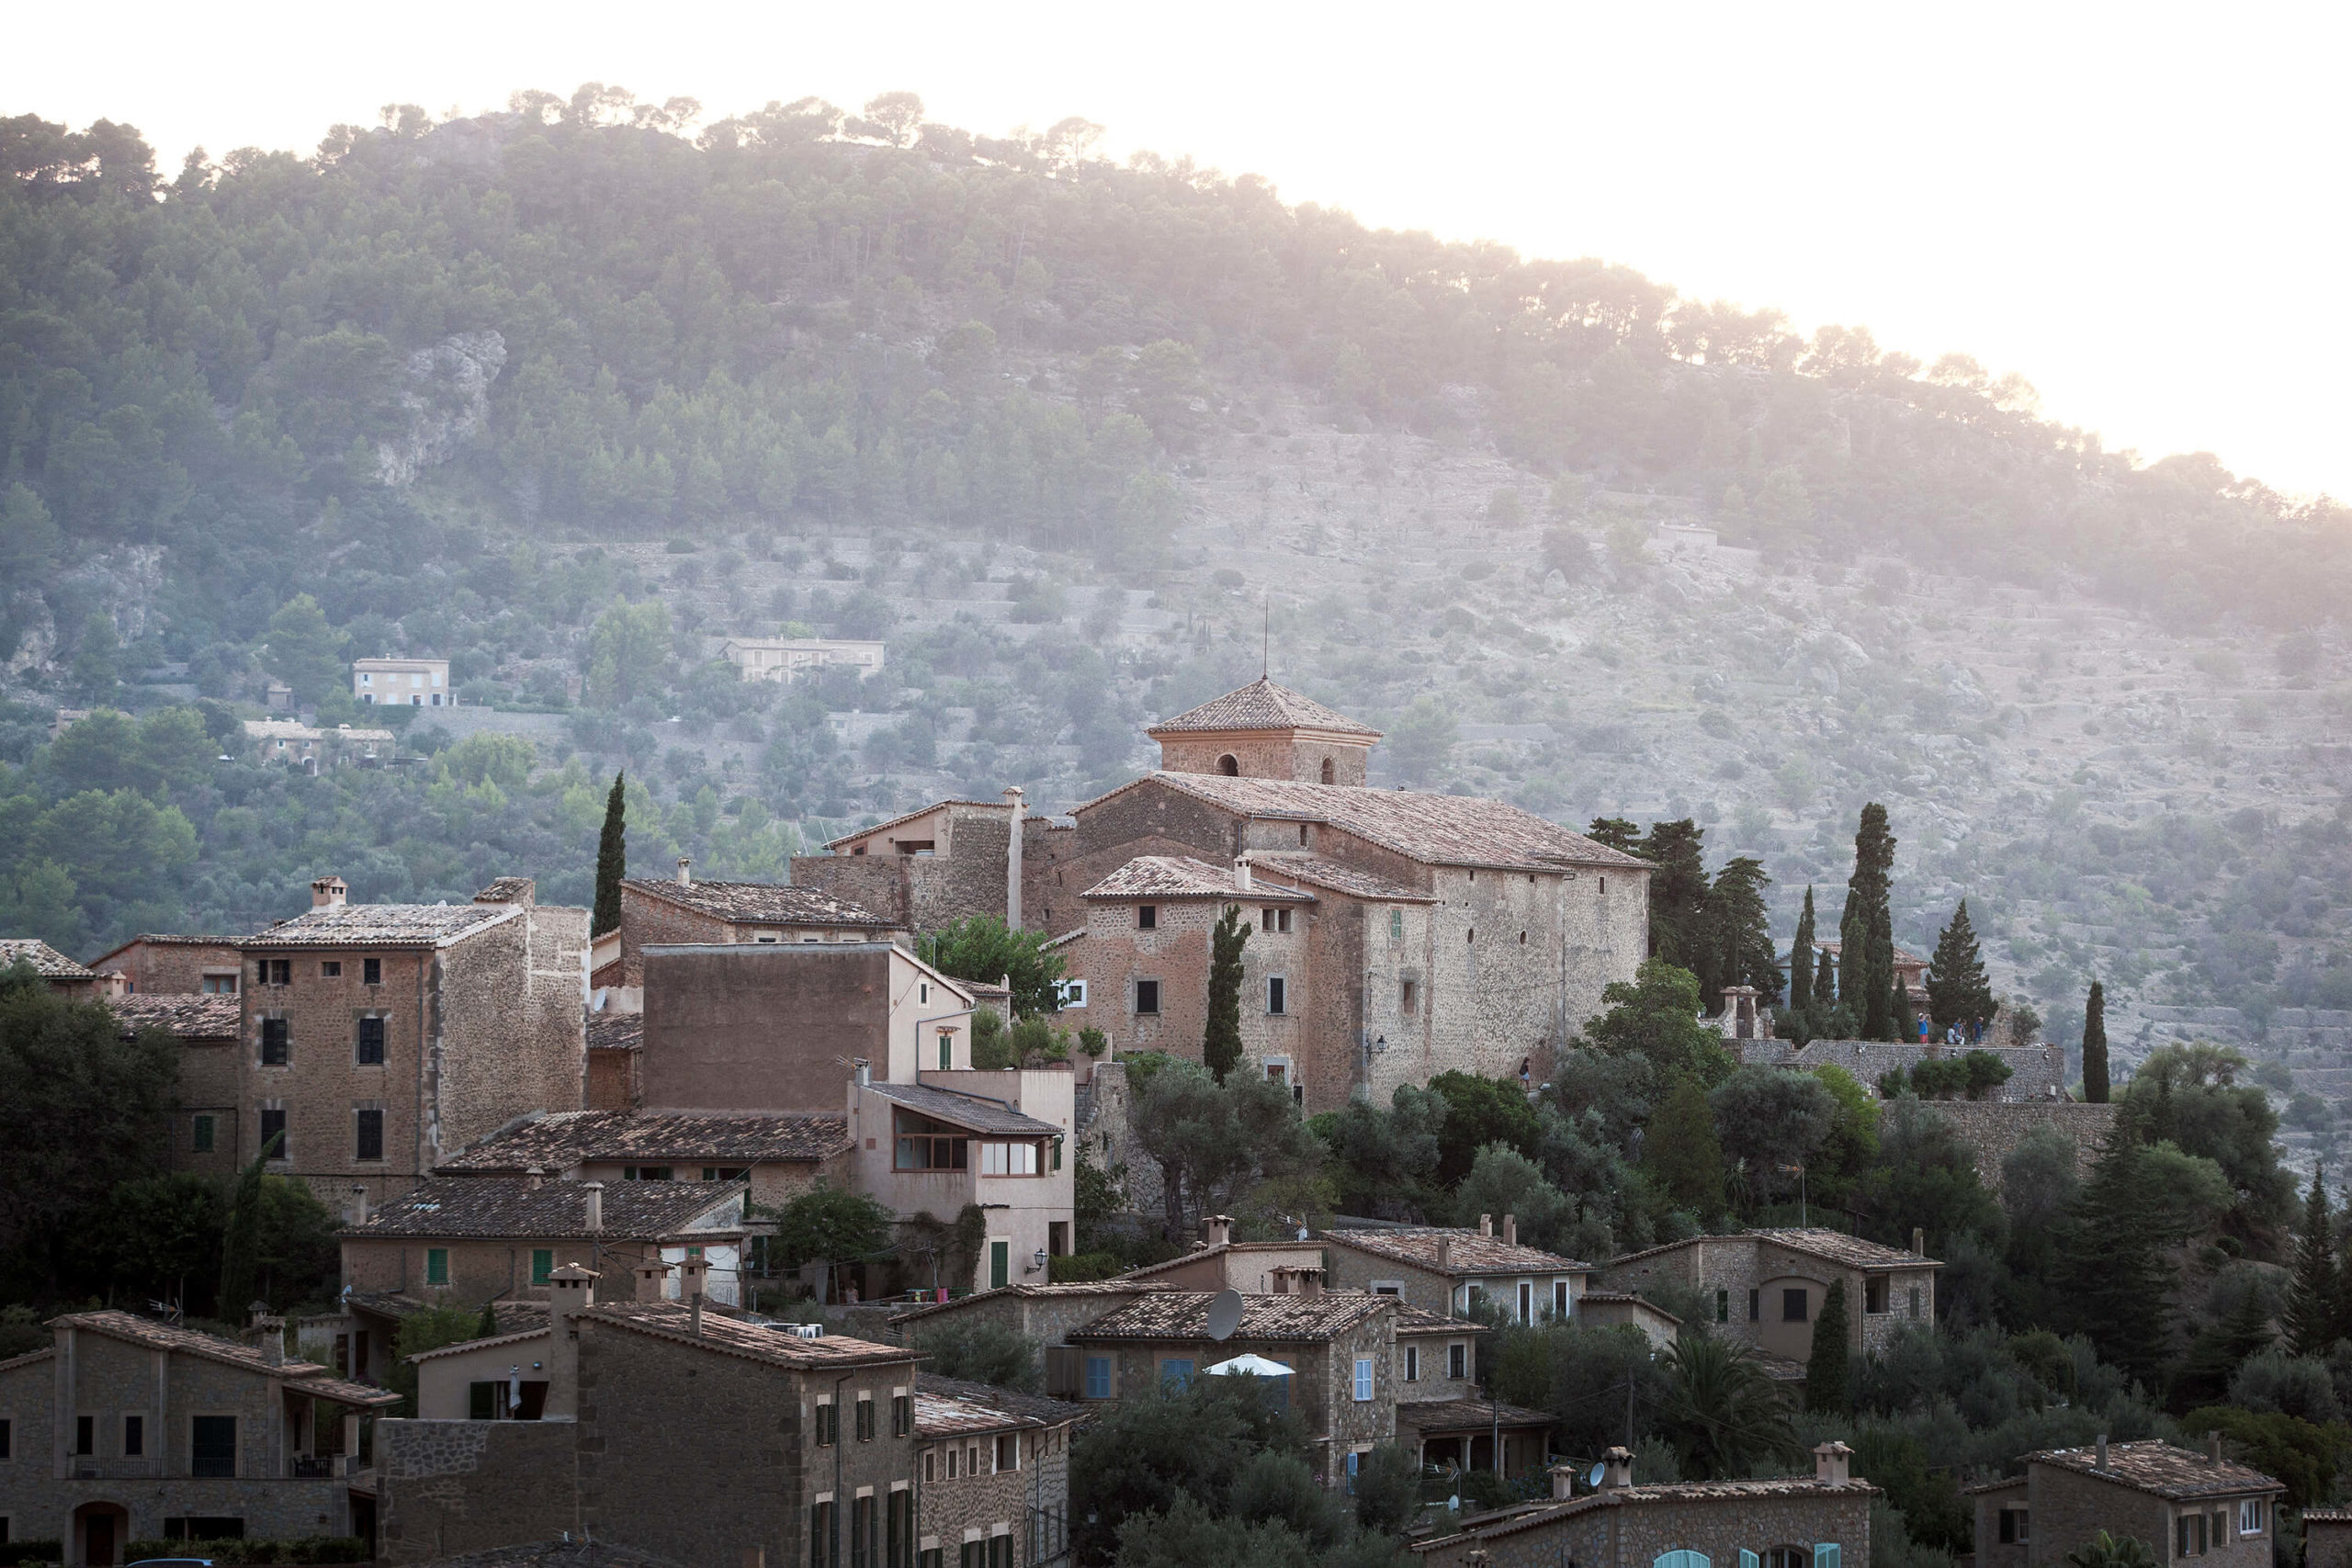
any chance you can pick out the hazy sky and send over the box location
[10,2,2347,498]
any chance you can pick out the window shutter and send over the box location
[1815,1546,1841,1568]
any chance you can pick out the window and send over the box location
[1555,1280,1570,1319]
[363,957,381,985]
[1599,877,1607,895]
[191,1416,236,1477]
[0,1415,10,1458]
[1999,1506,2030,1544]
[989,1241,1010,1291]
[1353,1357,1374,1401]
[1084,1356,1112,1399]
[192,1115,215,1154]
[894,1111,969,1171]
[260,1017,289,1065]
[1448,1343,1466,1379]
[1748,1289,1760,1322]
[2240,1499,2266,1536]
[893,1393,911,1437]
[1390,910,1404,939]
[469,1382,500,1421]
[1136,904,1157,930]
[1782,1288,1809,1323]
[1519,1281,1532,1324]
[124,1414,142,1455]
[1346,1450,1362,1491]
[74,1416,94,1455]
[259,1107,287,1160]
[355,1108,383,1162]
[532,1248,554,1285]
[1865,1277,1889,1314]
[1716,1289,1728,1322]
[1400,978,1417,1014]
[1813,1550,1840,1568]
[1160,1359,1194,1390]
[816,1401,839,1446]
[996,1432,1019,1471]
[623,1165,674,1180]
[1134,979,1160,1015]
[202,972,238,994]
[1321,758,1336,784]
[939,1032,953,1069]
[1909,1287,1922,1319]
[1052,1139,1063,1171]
[810,1499,836,1568]
[1266,977,1286,1015]
[1058,979,1088,1008]
[320,961,341,977]
[1404,1346,1419,1382]
[258,959,289,987]
[702,1167,749,1181]
[888,1490,913,1568]
[853,1495,875,1568]
[425,1247,448,1286]
[856,1396,876,1441]
[356,1016,386,1065]
[2178,1513,2205,1557]
[979,1141,1041,1176]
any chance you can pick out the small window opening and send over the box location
[1136,905,1157,931]
[1217,754,1238,775]
[1319,759,1334,784]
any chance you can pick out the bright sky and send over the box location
[10,1,2347,499]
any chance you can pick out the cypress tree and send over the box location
[593,771,627,937]
[1789,886,1817,1016]
[1862,905,1895,1042]
[2082,980,2109,1103]
[1926,899,1995,1033]
[1804,1279,1852,1414]
[1203,904,1250,1083]
[1642,1075,1725,1223]
[2286,1169,2339,1358]
[1838,803,1896,1031]
[1815,946,1838,1016]
[1892,967,1919,1044]
[217,1134,279,1316]
[2061,1128,2177,1387]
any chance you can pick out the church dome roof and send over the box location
[1146,678,1382,739]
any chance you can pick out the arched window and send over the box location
[1320,757,1335,784]
[1217,754,1239,776]
[1768,1549,1810,1568]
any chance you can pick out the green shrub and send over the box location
[1049,1251,1126,1282]
[5,1539,62,1566]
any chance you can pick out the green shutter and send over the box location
[426,1247,448,1285]
[989,1240,1010,1290]
[532,1248,553,1284]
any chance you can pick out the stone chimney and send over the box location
[2096,1433,2109,1470]
[854,1058,872,1088]
[1814,1440,1853,1483]
[1234,854,1253,892]
[1600,1446,1633,1489]
[524,1164,545,1190]
[677,1255,708,1302]
[1435,1235,1452,1270]
[689,1295,705,1337]
[1911,1226,1925,1256]
[583,1181,605,1233]
[547,1262,597,1419]
[634,1259,673,1303]
[1003,787,1024,929]
[311,875,347,909]
[1297,1269,1322,1299]
[1502,1214,1517,1247]
[1551,1462,1577,1501]
[261,1328,284,1367]
[1478,1214,1493,1238]
[1202,1214,1234,1248]
[675,856,692,886]
[2208,1431,2223,1464]
[348,1186,369,1227]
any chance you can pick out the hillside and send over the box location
[1,90,2347,1114]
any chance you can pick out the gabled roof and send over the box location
[438,1111,852,1172]
[2024,1441,2282,1500]
[915,1372,1085,1436]
[45,1310,400,1405]
[407,1325,554,1363]
[243,902,517,949]
[1114,1241,1327,1282]
[90,933,246,964]
[347,1177,746,1240]
[888,1280,1173,1325]
[623,877,898,929]
[0,938,94,978]
[111,994,242,1040]
[580,1301,913,1371]
[1245,853,1438,903]
[1603,1227,1940,1273]
[1067,1291,1395,1343]
[1410,1477,1879,1553]
[1148,679,1382,739]
[824,798,1008,851]
[1393,1305,1487,1335]
[1322,1227,1591,1278]
[1078,773,1649,874]
[863,1080,1062,1136]
[1080,856,1314,902]
[1397,1397,1555,1433]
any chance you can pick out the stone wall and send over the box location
[376,1418,575,1563]
[1413,1486,1872,1568]
[1074,1063,1163,1219]
[1740,1038,2067,1100]
[918,1423,1071,1567]
[1934,1101,2118,1190]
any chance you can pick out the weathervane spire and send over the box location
[1261,594,1269,679]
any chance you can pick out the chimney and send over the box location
[1004,787,1024,930]
[1814,1440,1853,1484]
[854,1058,872,1089]
[1478,1214,1493,1238]
[1911,1226,1924,1257]
[261,1329,284,1368]
[311,875,347,909]
[583,1181,605,1232]
[1600,1446,1634,1489]
[675,856,692,886]
[1435,1235,1452,1270]
[1551,1462,1577,1501]
[690,1295,705,1337]
[2096,1433,2109,1470]
[1202,1214,1234,1248]
[677,1255,708,1302]
[525,1164,545,1190]
[547,1262,598,1419]
[348,1186,369,1227]
[634,1259,673,1303]
[1234,854,1253,892]
[2208,1431,2222,1464]
[1502,1214,1518,1247]
[1297,1269,1322,1299]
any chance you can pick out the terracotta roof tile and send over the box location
[111,994,241,1040]
[1080,856,1314,902]
[1148,679,1382,739]
[438,1111,851,1171]
[406,1325,554,1363]
[0,938,95,978]
[1245,853,1438,903]
[580,1301,913,1371]
[1393,1306,1485,1335]
[474,877,537,905]
[348,1177,745,1239]
[1398,1397,1555,1433]
[244,903,517,948]
[587,1013,643,1052]
[2026,1441,2282,1500]
[824,799,1008,851]
[1067,1291,1394,1343]
[46,1309,393,1404]
[863,1081,1062,1136]
[1323,1227,1591,1277]
[915,1372,1085,1436]
[888,1281,1174,1325]
[626,878,898,928]
[1413,1479,1880,1554]
[1113,1242,1330,1282]
[1603,1228,1939,1273]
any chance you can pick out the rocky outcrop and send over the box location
[378,331,507,486]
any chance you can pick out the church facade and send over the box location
[796,679,1652,1112]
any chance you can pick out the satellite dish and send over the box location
[1205,1288,1245,1342]
[1587,1461,1607,1490]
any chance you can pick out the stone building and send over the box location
[109,995,243,1179]
[2304,1507,2352,1568]
[1968,1438,2282,1568]
[0,1308,400,1565]
[237,877,588,1214]
[85,934,244,995]
[1413,1443,1876,1568]
[583,1011,641,1111]
[892,1282,1180,1357]
[1111,1215,1328,1293]
[377,1275,922,1567]
[1321,1220,1592,1325]
[242,720,396,771]
[1598,1229,1942,1364]
[0,938,99,997]
[352,656,450,707]
[339,1176,748,1306]
[1144,677,1384,786]
[435,1108,854,1210]
[848,1073,1075,1297]
[793,793,1035,935]
[914,1373,1084,1568]
[610,867,903,987]
[719,636,885,683]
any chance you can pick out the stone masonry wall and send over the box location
[436,902,590,1159]
[1936,1101,2118,1191]
[377,1418,575,1563]
[918,1423,1072,1568]
[1740,1039,2066,1101]
[616,886,734,986]
[1074,1063,1163,1219]
[1414,1488,1872,1568]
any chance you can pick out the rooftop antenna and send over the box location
[1261,593,1270,679]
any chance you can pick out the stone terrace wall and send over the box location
[1074,1062,1164,1218]
[1936,1100,2118,1190]
[1738,1039,2066,1100]
[377,1417,575,1563]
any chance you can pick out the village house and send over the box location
[108,994,245,1179]
[914,1373,1084,1568]
[0,1309,401,1567]
[376,1270,922,1567]
[719,636,886,683]
[605,863,905,987]
[241,720,396,771]
[339,1175,749,1306]
[351,656,449,707]
[435,1108,854,1209]
[893,1282,1180,1357]
[0,939,100,998]
[792,792,1036,935]
[85,934,244,995]
[237,877,588,1216]
[1968,1438,2284,1568]
[1110,1214,1329,1293]
[1321,1219,1592,1325]
[1413,1443,1876,1568]
[1597,1229,1943,1366]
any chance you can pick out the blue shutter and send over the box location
[1742,1552,1760,1568]
[1655,1553,1711,1568]
[1815,1546,1842,1568]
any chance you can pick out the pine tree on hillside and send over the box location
[593,771,627,937]
[1586,818,1643,857]
[2060,1129,2177,1387]
[1640,818,1712,973]
[1702,855,1778,1015]
[2081,980,2109,1103]
[1925,899,1995,1033]
[2286,1170,2338,1358]
[1804,1279,1852,1414]
[1203,904,1250,1083]
[1789,886,1817,1017]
